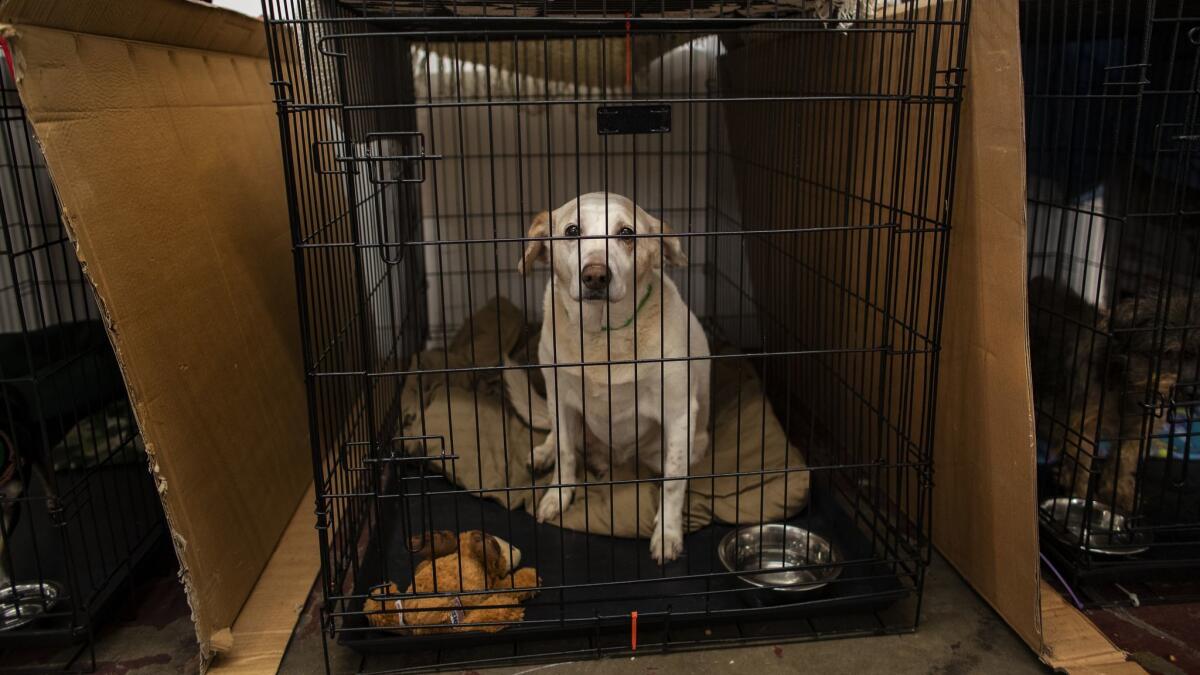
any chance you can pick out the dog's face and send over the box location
[518,193,687,302]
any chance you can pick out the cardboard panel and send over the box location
[1040,581,1141,673]
[208,483,320,674]
[0,0,311,659]
[932,0,1042,649]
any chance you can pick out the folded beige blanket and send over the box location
[399,298,809,538]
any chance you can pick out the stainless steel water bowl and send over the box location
[0,581,62,632]
[717,524,841,594]
[1038,497,1152,556]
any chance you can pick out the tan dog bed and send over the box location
[398,298,809,538]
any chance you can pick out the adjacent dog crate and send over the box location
[1023,0,1200,603]
[263,0,971,669]
[0,50,164,670]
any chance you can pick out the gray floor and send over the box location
[280,554,1047,674]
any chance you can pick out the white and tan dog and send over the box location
[504,193,711,563]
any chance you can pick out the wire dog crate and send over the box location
[262,1,971,669]
[0,50,165,670]
[1024,0,1200,602]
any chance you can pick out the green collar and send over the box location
[601,282,653,331]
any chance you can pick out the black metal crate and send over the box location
[1023,0,1200,599]
[262,1,970,670]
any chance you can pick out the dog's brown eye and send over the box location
[564,224,580,237]
[618,227,634,238]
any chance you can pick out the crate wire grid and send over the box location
[1023,0,1200,595]
[261,0,970,669]
[0,51,165,671]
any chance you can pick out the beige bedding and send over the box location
[399,298,809,538]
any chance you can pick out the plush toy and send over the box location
[366,530,540,634]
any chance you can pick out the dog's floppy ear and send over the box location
[634,204,688,268]
[659,220,688,267]
[519,211,550,274]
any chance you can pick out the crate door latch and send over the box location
[362,131,439,185]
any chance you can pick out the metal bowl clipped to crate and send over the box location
[0,581,63,632]
[718,524,841,605]
[1039,498,1152,556]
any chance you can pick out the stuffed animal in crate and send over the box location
[367,530,540,634]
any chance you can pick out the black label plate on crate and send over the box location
[597,105,672,135]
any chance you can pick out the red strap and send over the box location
[630,611,638,651]
[0,37,15,81]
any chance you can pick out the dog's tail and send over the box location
[502,356,550,431]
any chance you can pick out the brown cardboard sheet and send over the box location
[0,0,312,661]
[935,4,1140,670]
[208,483,320,674]
[1040,581,1142,674]
[932,0,1042,649]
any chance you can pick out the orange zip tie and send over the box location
[630,610,638,651]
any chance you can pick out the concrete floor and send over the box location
[278,554,1047,674]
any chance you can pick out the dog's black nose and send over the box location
[581,264,610,291]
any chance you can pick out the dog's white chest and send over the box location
[577,370,662,458]
[537,275,708,469]
[547,313,666,456]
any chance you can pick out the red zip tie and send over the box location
[0,37,15,81]
[630,610,638,651]
[624,12,632,90]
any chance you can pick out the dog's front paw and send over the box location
[530,437,557,472]
[650,518,684,564]
[536,485,575,523]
